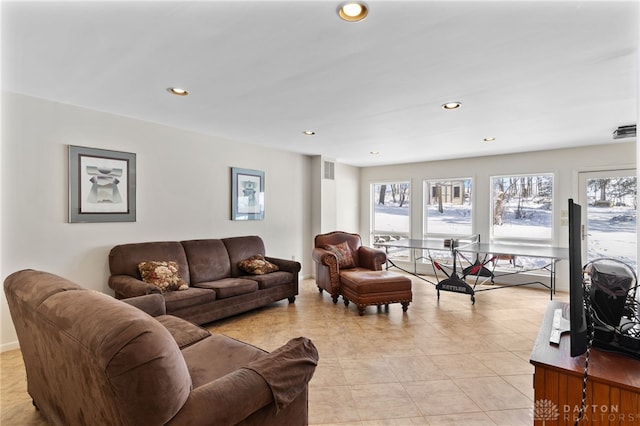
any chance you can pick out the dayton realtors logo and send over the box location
[533,399,560,424]
[534,399,639,423]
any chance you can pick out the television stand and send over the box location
[530,301,640,425]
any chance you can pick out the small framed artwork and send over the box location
[231,167,264,221]
[68,145,136,223]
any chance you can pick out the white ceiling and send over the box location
[2,0,638,167]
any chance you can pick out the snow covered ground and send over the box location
[587,205,636,270]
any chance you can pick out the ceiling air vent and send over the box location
[323,160,335,180]
[612,124,636,139]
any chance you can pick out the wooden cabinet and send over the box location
[530,301,640,425]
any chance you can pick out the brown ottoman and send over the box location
[339,270,412,316]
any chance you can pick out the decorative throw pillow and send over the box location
[238,255,280,275]
[138,261,189,292]
[322,241,355,268]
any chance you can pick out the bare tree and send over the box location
[436,184,443,213]
[494,179,506,225]
[398,184,409,208]
[378,185,387,205]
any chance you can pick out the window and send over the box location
[491,174,553,241]
[371,182,410,259]
[580,170,637,271]
[423,178,473,237]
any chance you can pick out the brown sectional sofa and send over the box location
[4,269,318,425]
[108,236,300,325]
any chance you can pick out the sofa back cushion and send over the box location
[222,236,266,278]
[4,270,192,426]
[181,239,232,283]
[109,241,190,285]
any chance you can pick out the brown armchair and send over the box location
[312,231,387,303]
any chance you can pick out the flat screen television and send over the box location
[568,198,588,356]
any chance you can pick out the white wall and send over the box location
[2,92,635,350]
[335,162,360,233]
[0,92,313,350]
[359,142,637,291]
[309,157,360,238]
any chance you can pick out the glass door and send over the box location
[578,169,637,271]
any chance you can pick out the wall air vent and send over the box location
[613,124,636,139]
[323,160,335,180]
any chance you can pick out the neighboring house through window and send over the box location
[423,178,473,237]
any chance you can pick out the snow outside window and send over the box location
[371,182,410,260]
[423,178,473,237]
[491,174,553,242]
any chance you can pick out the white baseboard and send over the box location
[1,341,19,353]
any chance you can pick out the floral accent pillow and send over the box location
[238,255,280,275]
[138,261,189,292]
[322,241,355,268]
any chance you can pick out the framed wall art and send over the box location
[231,167,264,221]
[68,145,136,223]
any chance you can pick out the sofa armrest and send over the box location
[168,368,274,426]
[312,247,338,269]
[264,257,301,276]
[244,337,318,412]
[121,293,166,317]
[108,274,161,299]
[358,246,387,270]
[312,248,340,295]
[168,337,318,426]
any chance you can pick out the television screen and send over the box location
[568,199,588,357]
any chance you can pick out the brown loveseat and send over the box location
[109,236,300,325]
[4,270,318,426]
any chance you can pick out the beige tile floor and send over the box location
[1,274,566,425]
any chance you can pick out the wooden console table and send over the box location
[530,301,640,425]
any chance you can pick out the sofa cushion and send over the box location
[323,241,355,269]
[138,261,189,292]
[109,241,191,284]
[181,239,232,283]
[238,255,279,275]
[156,315,211,349]
[340,270,412,293]
[245,271,292,290]
[194,278,259,299]
[222,236,266,278]
[181,334,267,387]
[163,287,216,312]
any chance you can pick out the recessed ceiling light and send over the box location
[338,2,368,22]
[370,151,379,155]
[167,87,189,96]
[484,137,496,142]
[302,130,316,136]
[442,102,462,110]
